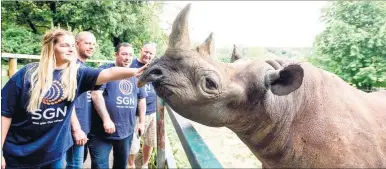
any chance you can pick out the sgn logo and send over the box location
[31,80,69,123]
[32,106,67,120]
[116,97,135,105]
[42,80,66,105]
[116,79,136,106]
[119,79,133,95]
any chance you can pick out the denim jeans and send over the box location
[83,143,89,163]
[46,156,65,169]
[65,144,85,169]
[88,134,133,169]
[5,155,65,169]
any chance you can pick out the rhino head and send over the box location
[138,4,386,168]
[138,3,304,128]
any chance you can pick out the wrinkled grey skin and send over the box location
[138,4,386,168]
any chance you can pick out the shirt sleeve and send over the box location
[77,67,103,95]
[1,67,26,117]
[96,64,108,91]
[137,85,148,99]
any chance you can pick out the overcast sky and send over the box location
[161,1,328,48]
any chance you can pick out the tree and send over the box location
[309,1,386,91]
[1,1,55,34]
[1,24,41,55]
[1,1,168,60]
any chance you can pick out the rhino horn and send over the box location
[197,32,215,57]
[168,3,192,50]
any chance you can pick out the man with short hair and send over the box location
[66,31,97,169]
[128,43,158,169]
[88,43,146,169]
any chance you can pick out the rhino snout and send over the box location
[137,66,165,87]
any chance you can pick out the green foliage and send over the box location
[216,47,232,63]
[1,1,168,60]
[215,45,309,63]
[1,1,55,34]
[1,24,41,55]
[216,45,266,63]
[93,39,115,61]
[310,1,386,90]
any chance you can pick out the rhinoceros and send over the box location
[138,4,386,168]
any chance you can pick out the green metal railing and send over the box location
[169,106,222,168]
[156,105,223,169]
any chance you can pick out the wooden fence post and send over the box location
[8,57,17,77]
[156,98,166,168]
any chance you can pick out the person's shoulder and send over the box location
[76,63,104,79]
[76,59,82,64]
[7,62,38,85]
[24,62,39,70]
[19,62,38,77]
[76,59,86,67]
[130,58,143,68]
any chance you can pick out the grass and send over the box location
[2,76,9,88]
[163,109,191,168]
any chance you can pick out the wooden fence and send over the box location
[1,53,114,77]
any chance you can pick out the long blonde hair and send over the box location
[27,28,79,112]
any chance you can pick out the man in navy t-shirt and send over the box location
[88,43,147,169]
[128,43,158,168]
[66,31,98,169]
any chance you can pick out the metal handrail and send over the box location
[166,106,223,169]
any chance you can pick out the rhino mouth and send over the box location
[137,65,164,87]
[137,67,176,99]
[153,81,175,97]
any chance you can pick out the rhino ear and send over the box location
[196,32,215,57]
[231,44,244,62]
[265,64,304,96]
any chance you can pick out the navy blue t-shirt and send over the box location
[1,63,102,168]
[90,63,147,140]
[130,59,157,115]
[74,59,93,134]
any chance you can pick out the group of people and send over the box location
[1,28,163,169]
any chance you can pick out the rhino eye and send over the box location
[205,77,218,90]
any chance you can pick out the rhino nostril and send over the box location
[149,68,164,78]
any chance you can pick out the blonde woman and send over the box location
[1,28,147,169]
